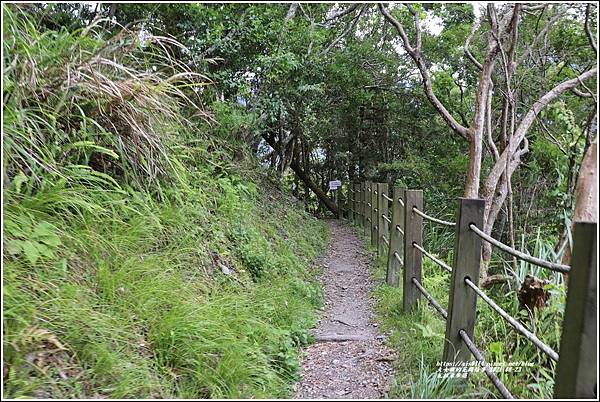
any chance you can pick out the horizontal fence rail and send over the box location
[465,277,559,362]
[412,206,455,227]
[412,277,448,319]
[412,242,452,273]
[459,329,514,399]
[469,223,571,273]
[343,181,596,399]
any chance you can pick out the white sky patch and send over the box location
[391,39,406,57]
[423,12,444,36]
[355,23,368,40]
[325,2,344,22]
[472,2,487,18]
[430,63,451,73]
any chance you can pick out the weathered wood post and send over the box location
[351,183,357,225]
[377,183,389,256]
[443,198,485,363]
[371,183,378,248]
[356,182,361,227]
[386,187,404,286]
[362,182,369,229]
[356,182,360,226]
[363,181,371,237]
[403,190,423,310]
[554,222,597,398]
[348,185,354,223]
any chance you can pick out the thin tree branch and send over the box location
[537,118,568,155]
[320,5,365,56]
[585,4,597,54]
[576,75,598,103]
[521,5,547,12]
[405,4,421,51]
[518,9,561,66]
[285,3,299,21]
[465,16,483,71]
[378,3,415,54]
[571,86,593,98]
[524,72,598,130]
[488,68,598,187]
[378,3,470,139]
[486,85,500,161]
[325,3,359,22]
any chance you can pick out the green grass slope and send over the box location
[2,7,328,398]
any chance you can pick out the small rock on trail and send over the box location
[294,220,395,399]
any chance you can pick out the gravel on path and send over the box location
[294,220,396,399]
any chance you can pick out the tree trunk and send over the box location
[572,138,598,224]
[464,136,483,198]
[561,138,598,267]
[262,133,339,215]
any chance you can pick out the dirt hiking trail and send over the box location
[294,220,396,399]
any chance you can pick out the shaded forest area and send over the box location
[2,2,597,399]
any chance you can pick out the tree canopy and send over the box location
[7,2,598,268]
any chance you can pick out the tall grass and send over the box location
[3,7,328,398]
[3,6,209,192]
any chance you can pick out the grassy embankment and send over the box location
[2,8,328,398]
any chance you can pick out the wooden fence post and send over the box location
[403,189,423,310]
[554,222,597,398]
[357,182,362,228]
[386,187,404,287]
[371,183,378,248]
[354,183,362,225]
[350,183,358,225]
[443,197,485,363]
[364,182,371,237]
[362,182,368,236]
[377,183,389,256]
[348,185,354,223]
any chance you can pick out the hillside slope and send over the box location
[2,8,328,399]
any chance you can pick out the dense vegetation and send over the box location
[2,2,597,399]
[372,238,567,399]
[2,5,328,398]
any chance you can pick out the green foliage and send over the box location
[3,5,210,192]
[3,2,596,398]
[409,357,462,399]
[2,7,328,399]
[4,217,62,264]
[368,220,568,399]
[371,253,475,398]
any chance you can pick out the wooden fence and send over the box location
[346,182,596,399]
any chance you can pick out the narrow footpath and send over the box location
[294,220,396,399]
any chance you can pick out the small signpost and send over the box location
[328,180,342,190]
[329,180,342,218]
